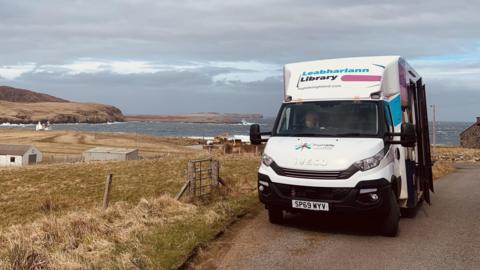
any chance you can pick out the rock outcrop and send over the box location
[0,86,124,124]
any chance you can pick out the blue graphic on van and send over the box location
[387,95,402,126]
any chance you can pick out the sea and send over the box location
[0,119,473,146]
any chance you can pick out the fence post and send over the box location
[187,161,195,196]
[103,174,113,210]
[211,160,219,186]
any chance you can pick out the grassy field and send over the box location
[0,154,261,269]
[0,129,199,159]
[0,129,476,269]
[0,129,260,269]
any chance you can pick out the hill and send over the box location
[0,86,68,103]
[0,86,124,123]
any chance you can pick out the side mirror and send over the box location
[250,124,262,145]
[400,123,416,147]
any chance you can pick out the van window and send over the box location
[384,103,394,132]
[278,107,291,131]
[274,101,379,137]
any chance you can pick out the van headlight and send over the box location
[353,149,386,171]
[262,154,274,167]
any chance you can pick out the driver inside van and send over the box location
[304,111,320,129]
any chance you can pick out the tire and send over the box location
[268,207,284,224]
[380,191,400,237]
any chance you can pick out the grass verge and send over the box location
[142,194,258,269]
[0,154,260,269]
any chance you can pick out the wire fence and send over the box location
[41,154,83,164]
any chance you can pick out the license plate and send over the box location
[292,200,329,211]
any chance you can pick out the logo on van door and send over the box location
[295,143,334,151]
[295,143,312,151]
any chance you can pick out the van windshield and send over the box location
[273,101,380,137]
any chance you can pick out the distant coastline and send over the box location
[125,112,263,124]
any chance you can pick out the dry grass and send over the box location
[432,160,456,180]
[431,146,480,180]
[432,146,480,162]
[0,195,258,270]
[0,154,259,227]
[0,129,199,159]
[0,147,260,269]
[0,196,194,269]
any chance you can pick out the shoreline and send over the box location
[0,127,250,143]
[0,123,464,146]
[125,113,262,124]
[0,119,258,125]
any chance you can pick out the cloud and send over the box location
[1,0,479,64]
[36,60,163,75]
[0,0,479,119]
[2,59,282,84]
[0,63,36,80]
[210,61,281,82]
[412,53,480,82]
[13,68,283,116]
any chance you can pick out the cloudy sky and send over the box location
[0,0,479,121]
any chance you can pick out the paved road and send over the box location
[212,163,480,270]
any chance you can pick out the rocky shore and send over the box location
[0,86,125,124]
[0,101,125,124]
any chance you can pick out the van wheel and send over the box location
[268,207,284,224]
[380,191,400,237]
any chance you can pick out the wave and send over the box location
[186,135,250,142]
[0,122,34,127]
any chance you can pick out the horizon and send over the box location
[1,1,479,122]
[1,84,478,122]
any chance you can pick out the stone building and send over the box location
[460,117,480,148]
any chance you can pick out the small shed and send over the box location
[83,147,139,161]
[460,117,480,148]
[0,144,43,167]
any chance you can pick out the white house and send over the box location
[0,144,43,167]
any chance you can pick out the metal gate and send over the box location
[176,158,220,199]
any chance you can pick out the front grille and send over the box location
[274,183,351,201]
[270,162,358,180]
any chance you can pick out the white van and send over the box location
[250,56,433,236]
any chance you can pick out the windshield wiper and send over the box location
[290,133,338,137]
[333,133,367,137]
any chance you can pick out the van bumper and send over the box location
[258,173,392,216]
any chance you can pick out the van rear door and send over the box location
[412,79,434,204]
